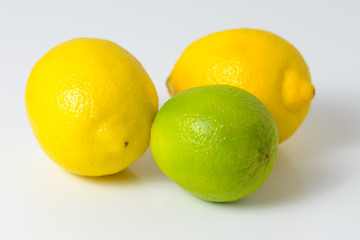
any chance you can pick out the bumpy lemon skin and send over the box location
[167,28,315,143]
[25,38,158,176]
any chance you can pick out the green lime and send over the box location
[150,85,279,202]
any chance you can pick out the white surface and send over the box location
[1,0,360,239]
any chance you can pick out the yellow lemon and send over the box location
[167,28,315,143]
[25,38,158,176]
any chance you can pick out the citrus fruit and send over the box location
[167,28,315,143]
[25,38,158,176]
[150,85,278,202]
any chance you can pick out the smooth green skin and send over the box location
[150,85,279,202]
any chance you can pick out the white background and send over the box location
[1,0,360,239]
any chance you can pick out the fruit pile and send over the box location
[25,29,315,202]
